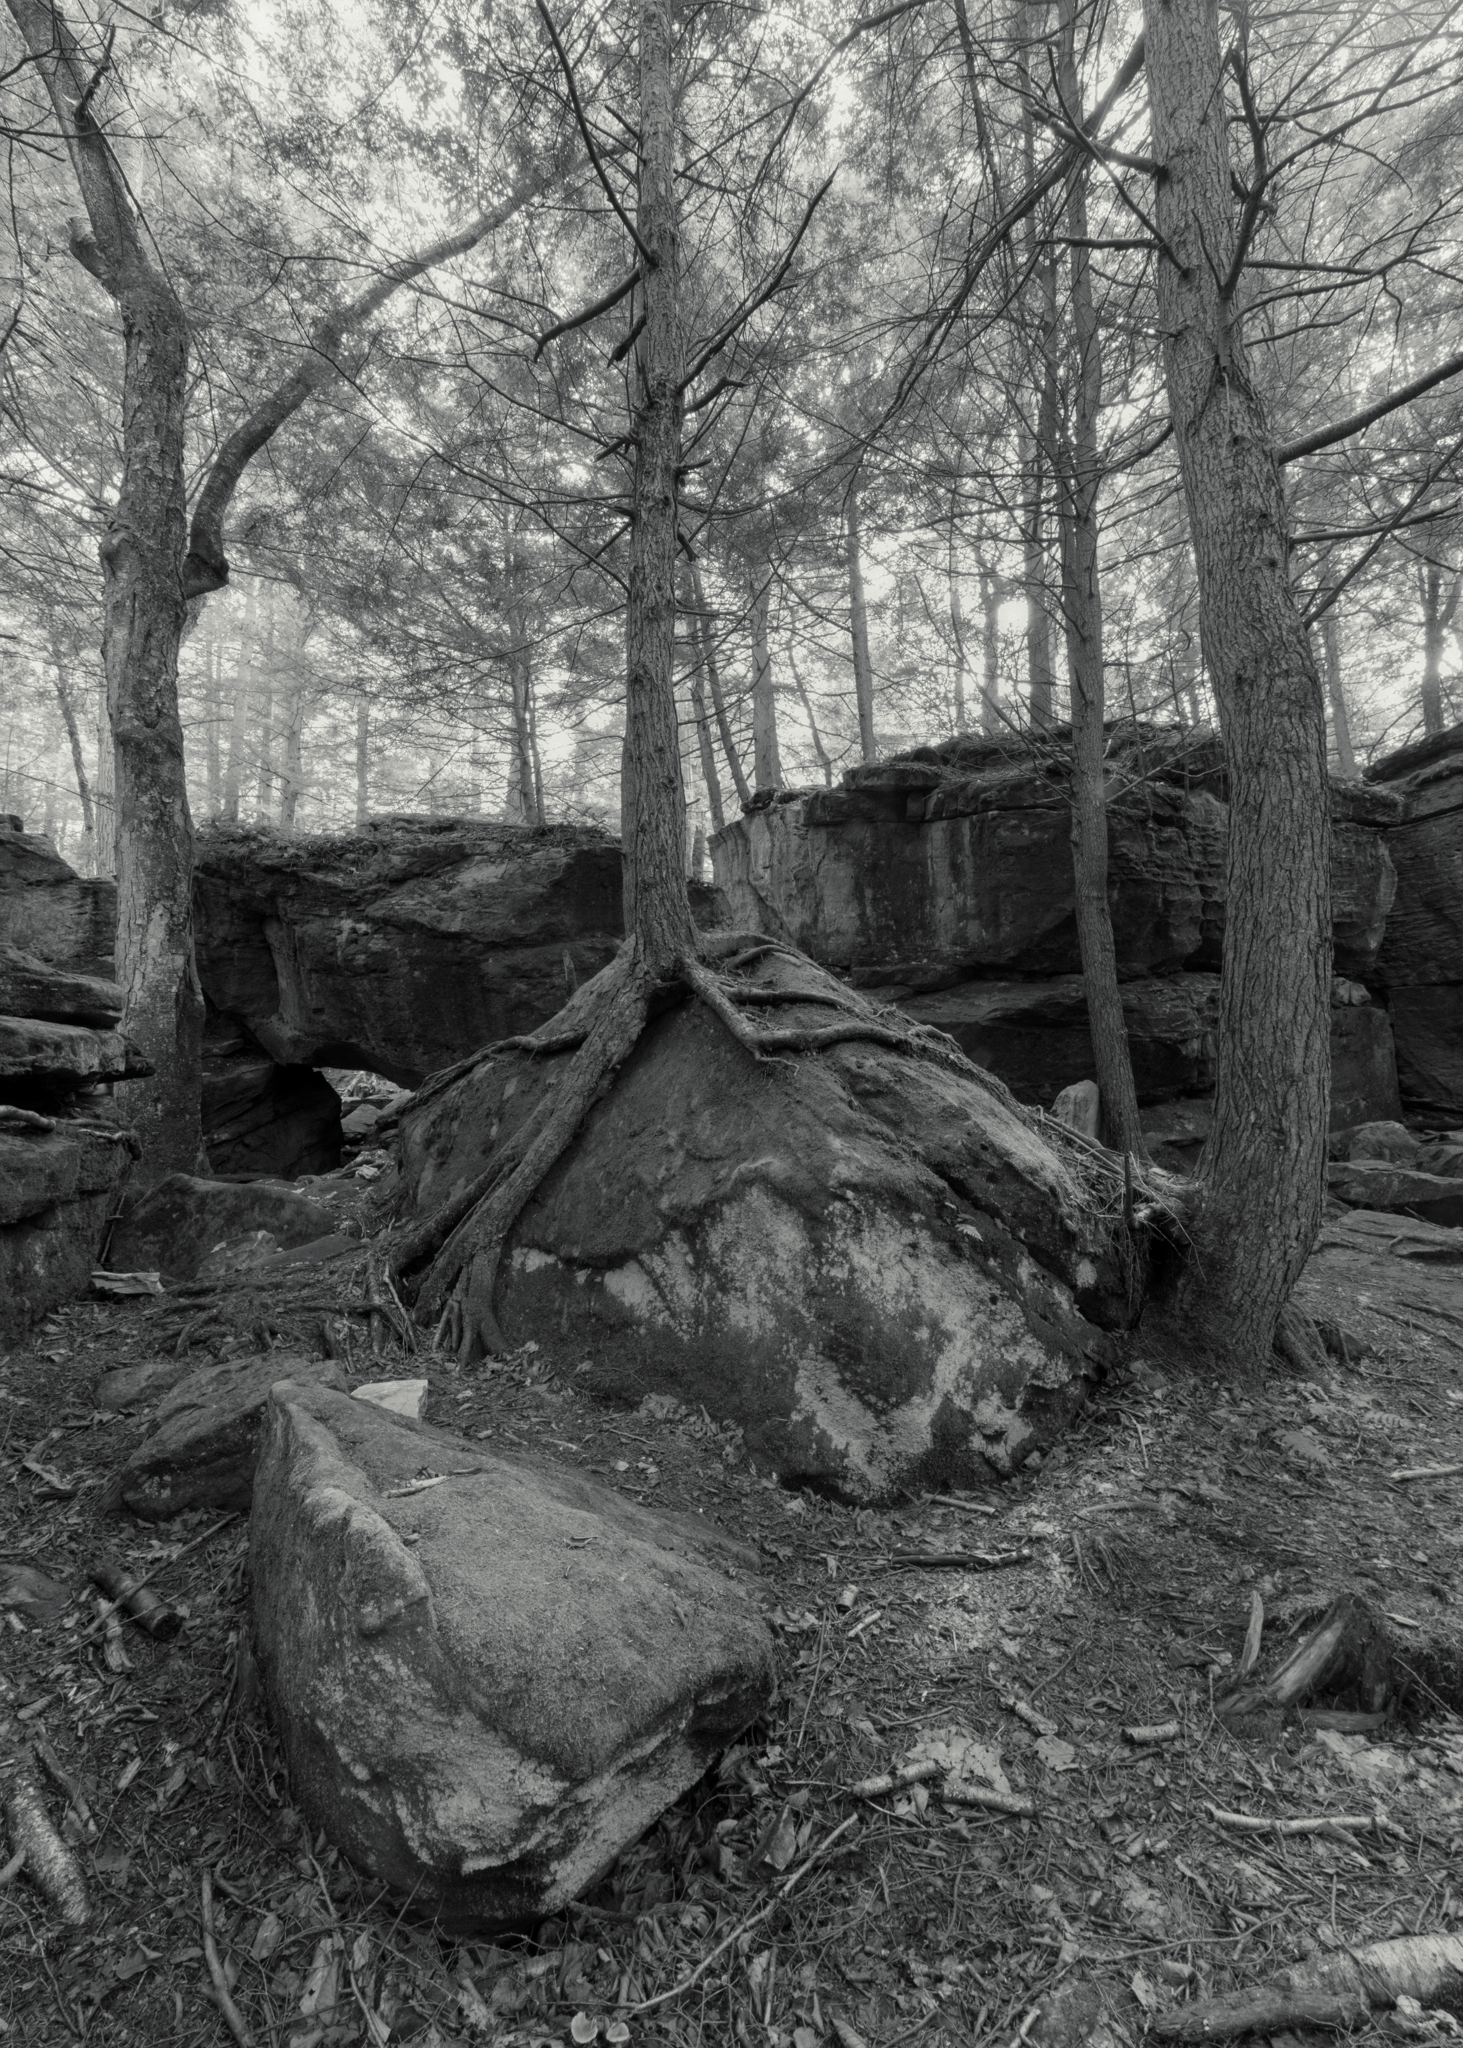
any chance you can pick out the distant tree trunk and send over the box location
[7,0,203,1177]
[203,615,222,813]
[1018,19,1059,736]
[93,671,115,875]
[46,628,96,870]
[977,553,1002,736]
[355,697,370,825]
[527,666,546,825]
[1418,561,1459,738]
[1145,0,1331,1364]
[1320,611,1357,778]
[278,679,305,829]
[948,521,970,734]
[254,590,276,820]
[845,469,877,760]
[788,646,834,787]
[684,568,725,831]
[691,558,750,806]
[750,577,781,790]
[506,627,538,826]
[618,0,697,965]
[221,580,255,823]
[1052,0,1145,1160]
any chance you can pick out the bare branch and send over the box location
[534,0,656,272]
[1277,350,1463,466]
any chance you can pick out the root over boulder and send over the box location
[397,949,1144,1501]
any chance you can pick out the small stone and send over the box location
[351,1379,428,1421]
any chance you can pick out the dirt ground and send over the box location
[2,1183,1462,2048]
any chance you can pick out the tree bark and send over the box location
[846,469,878,761]
[7,0,202,1177]
[1019,13,1059,733]
[1051,0,1145,1160]
[977,550,1001,736]
[1418,561,1458,738]
[948,517,970,734]
[253,590,276,820]
[1144,0,1331,1363]
[1320,611,1357,779]
[750,575,781,790]
[691,557,750,806]
[278,677,305,829]
[619,0,697,968]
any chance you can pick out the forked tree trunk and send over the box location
[1145,0,1331,1363]
[846,470,878,760]
[750,577,781,790]
[1052,0,1144,1160]
[7,0,203,1177]
[620,0,697,968]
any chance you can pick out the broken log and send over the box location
[1155,1934,1463,2041]
[1217,1592,1391,1720]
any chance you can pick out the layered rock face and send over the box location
[251,1382,776,1931]
[194,817,630,1085]
[1369,725,1463,1122]
[712,727,1408,1131]
[399,949,1135,1501]
[0,822,144,1336]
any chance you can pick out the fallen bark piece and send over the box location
[3,1751,89,1925]
[939,1784,1038,1818]
[1217,1592,1392,1719]
[1154,1933,1463,2041]
[1123,1721,1180,1746]
[89,1563,184,1641]
[878,1548,1031,1570]
[1390,1463,1463,1483]
[1238,1590,1264,1677]
[251,1383,775,1931]
[846,1759,943,1799]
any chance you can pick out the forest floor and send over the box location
[3,1183,1463,2048]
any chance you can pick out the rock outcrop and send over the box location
[0,818,116,980]
[250,1381,776,1931]
[399,949,1136,1500]
[1369,724,1463,1122]
[194,817,635,1086]
[712,726,1409,1131]
[0,1109,139,1343]
[203,1026,342,1179]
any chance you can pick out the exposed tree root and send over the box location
[393,929,1177,1360]
[1154,1933,1463,2041]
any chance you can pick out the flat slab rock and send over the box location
[250,1382,776,1931]
[1327,1160,1463,1229]
[114,1354,348,1520]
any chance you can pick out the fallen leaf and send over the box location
[571,2016,600,2045]
[251,1913,283,1962]
[1035,1735,1078,1772]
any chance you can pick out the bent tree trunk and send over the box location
[9,0,203,1178]
[1144,0,1331,1363]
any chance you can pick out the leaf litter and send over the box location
[2,1208,1463,2045]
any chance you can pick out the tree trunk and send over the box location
[619,0,697,968]
[751,576,781,790]
[691,557,750,807]
[846,469,878,760]
[1018,15,1059,735]
[1320,611,1357,779]
[1418,562,1458,738]
[788,646,834,787]
[46,628,96,869]
[93,669,115,876]
[1145,0,1331,1363]
[355,697,370,825]
[278,676,304,829]
[5,0,204,1177]
[254,589,276,820]
[203,614,222,814]
[1051,0,1145,1160]
[221,579,255,823]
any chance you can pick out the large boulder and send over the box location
[114,1354,348,1519]
[1370,725,1463,1120]
[193,817,640,1086]
[250,1382,776,1931]
[399,952,1134,1500]
[108,1173,338,1281]
[1326,1160,1463,1230]
[0,1015,150,1102]
[0,1112,139,1343]
[713,727,1397,990]
[0,944,123,1028]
